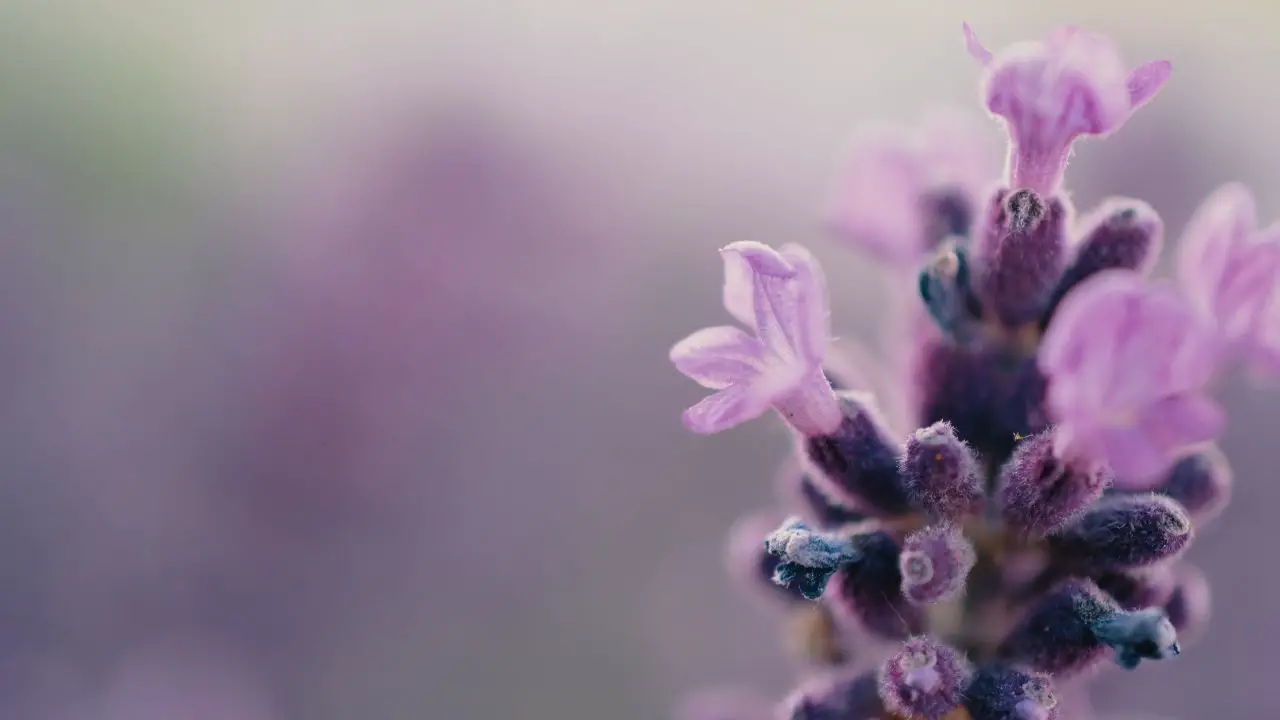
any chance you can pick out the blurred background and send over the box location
[0,1,1277,718]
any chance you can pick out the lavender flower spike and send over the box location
[1039,271,1224,485]
[763,517,861,600]
[1176,183,1280,375]
[671,242,842,435]
[963,23,1171,194]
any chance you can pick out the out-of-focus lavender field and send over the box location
[0,2,1278,718]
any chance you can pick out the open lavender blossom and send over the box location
[671,241,841,436]
[827,111,997,268]
[964,24,1170,195]
[1176,182,1280,375]
[669,22,1259,720]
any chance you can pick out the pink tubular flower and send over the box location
[1176,183,1280,375]
[670,241,841,436]
[963,23,1171,195]
[1038,271,1224,486]
[826,110,997,268]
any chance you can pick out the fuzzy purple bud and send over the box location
[827,530,926,640]
[900,421,983,520]
[1152,447,1232,524]
[997,430,1111,537]
[900,524,976,604]
[803,392,913,517]
[878,637,972,720]
[974,188,1069,327]
[1044,198,1163,327]
[1049,494,1192,572]
[964,24,1171,195]
[999,579,1180,674]
[781,669,885,720]
[1164,564,1211,640]
[963,664,1060,720]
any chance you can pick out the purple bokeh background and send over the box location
[0,3,1278,718]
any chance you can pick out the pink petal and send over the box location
[1127,60,1172,109]
[681,383,771,435]
[779,244,830,365]
[962,22,992,65]
[1091,424,1168,482]
[826,129,927,266]
[1137,394,1226,454]
[721,249,756,328]
[669,326,765,390]
[1177,183,1256,314]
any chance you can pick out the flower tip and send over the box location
[1127,59,1173,109]
[719,241,795,277]
[962,22,992,64]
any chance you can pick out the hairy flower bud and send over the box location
[900,421,983,521]
[1043,198,1163,327]
[974,188,1069,327]
[900,524,976,604]
[997,430,1110,537]
[999,579,1180,675]
[1049,494,1192,573]
[878,637,972,719]
[1164,564,1211,641]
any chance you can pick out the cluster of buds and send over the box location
[672,24,1262,720]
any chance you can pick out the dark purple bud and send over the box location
[997,430,1110,537]
[963,664,1059,720]
[1091,607,1181,670]
[1042,199,1162,328]
[877,636,972,720]
[781,669,885,720]
[1094,565,1176,610]
[999,579,1180,675]
[918,241,983,340]
[1049,494,1192,573]
[900,421,983,521]
[763,517,862,601]
[726,513,809,606]
[974,187,1069,327]
[900,524,976,604]
[803,393,912,517]
[828,530,926,640]
[1164,564,1211,640]
[1152,448,1232,524]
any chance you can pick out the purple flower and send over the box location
[1176,183,1280,374]
[963,23,1171,195]
[1039,271,1224,485]
[826,110,997,268]
[671,242,841,435]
